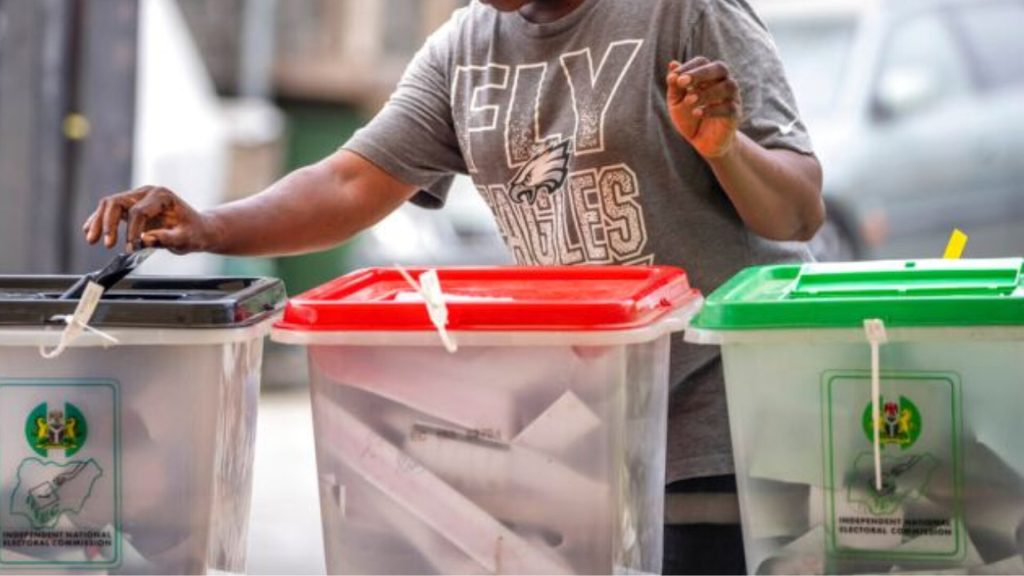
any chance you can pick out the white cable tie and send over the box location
[396,266,458,354]
[53,316,120,345]
[864,318,889,493]
[40,282,118,359]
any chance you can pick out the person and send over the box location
[84,0,823,572]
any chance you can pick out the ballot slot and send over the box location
[0,276,284,329]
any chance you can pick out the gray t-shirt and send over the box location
[345,0,815,482]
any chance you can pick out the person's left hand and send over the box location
[667,57,742,159]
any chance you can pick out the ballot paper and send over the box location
[753,450,1024,575]
[307,336,665,574]
[312,346,585,441]
[316,400,570,575]
[329,470,488,574]
[513,391,601,457]
[969,554,1024,575]
[755,526,828,575]
[742,479,812,541]
[405,420,614,573]
[745,367,1024,576]
[925,437,1024,564]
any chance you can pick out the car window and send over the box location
[952,0,1024,90]
[875,11,971,120]
[767,16,858,119]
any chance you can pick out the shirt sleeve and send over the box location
[342,10,468,209]
[684,0,814,155]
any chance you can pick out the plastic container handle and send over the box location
[660,297,703,334]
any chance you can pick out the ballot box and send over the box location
[272,266,701,575]
[687,259,1024,574]
[0,275,284,574]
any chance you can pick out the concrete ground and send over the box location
[246,346,327,575]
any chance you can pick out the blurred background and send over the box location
[0,0,1021,573]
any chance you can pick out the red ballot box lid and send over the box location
[275,266,699,333]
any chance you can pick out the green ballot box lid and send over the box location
[692,258,1024,330]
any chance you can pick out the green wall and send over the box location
[224,102,368,295]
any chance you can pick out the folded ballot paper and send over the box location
[311,345,618,443]
[404,413,612,571]
[315,399,571,575]
[310,344,638,574]
[747,433,1024,574]
[736,360,1024,575]
[320,469,489,574]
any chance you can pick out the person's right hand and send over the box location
[83,186,216,254]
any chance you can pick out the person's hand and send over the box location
[83,186,216,254]
[667,57,743,159]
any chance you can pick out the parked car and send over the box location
[759,0,1024,259]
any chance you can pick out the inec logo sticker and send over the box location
[1,380,122,568]
[825,373,964,561]
[24,402,89,457]
[862,395,922,450]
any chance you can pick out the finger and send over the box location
[672,56,709,76]
[126,192,170,252]
[670,63,713,107]
[84,202,105,244]
[688,78,739,106]
[86,198,113,244]
[679,61,730,89]
[142,228,188,254]
[697,101,742,120]
[667,71,685,104]
[101,197,131,249]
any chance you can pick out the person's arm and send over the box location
[667,57,824,242]
[707,135,823,242]
[83,150,417,256]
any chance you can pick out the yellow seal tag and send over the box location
[943,229,968,260]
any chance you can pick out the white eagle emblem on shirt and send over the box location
[508,139,572,205]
